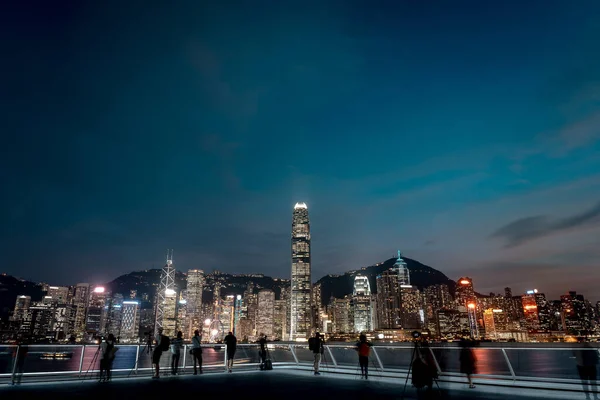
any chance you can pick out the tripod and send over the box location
[128,342,150,378]
[401,340,442,400]
[81,345,101,382]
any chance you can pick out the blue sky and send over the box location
[2,1,600,300]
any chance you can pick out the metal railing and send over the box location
[1,343,599,392]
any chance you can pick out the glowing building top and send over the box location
[394,250,410,286]
[294,202,308,210]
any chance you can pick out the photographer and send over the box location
[191,329,203,375]
[308,332,324,376]
[258,335,267,367]
[355,334,372,379]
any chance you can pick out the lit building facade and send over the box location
[290,202,312,340]
[256,290,275,338]
[72,283,90,340]
[156,250,177,338]
[120,300,141,342]
[376,268,401,329]
[186,269,205,338]
[353,275,374,333]
[11,295,31,323]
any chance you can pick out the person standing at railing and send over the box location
[191,329,203,375]
[170,331,184,375]
[308,332,324,376]
[355,334,372,379]
[574,343,599,400]
[224,331,237,373]
[459,338,477,389]
[152,327,169,379]
[258,335,267,368]
[99,334,118,383]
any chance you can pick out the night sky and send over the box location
[2,1,600,300]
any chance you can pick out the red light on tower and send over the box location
[460,280,471,285]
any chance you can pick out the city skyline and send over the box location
[2,1,600,300]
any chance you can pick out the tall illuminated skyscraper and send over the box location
[155,250,177,338]
[290,202,312,341]
[186,269,205,338]
[353,275,374,333]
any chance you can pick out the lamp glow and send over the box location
[94,287,105,293]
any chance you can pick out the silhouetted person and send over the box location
[224,332,237,372]
[153,327,169,379]
[309,332,324,375]
[574,343,599,400]
[355,334,372,379]
[68,335,77,344]
[459,339,477,388]
[191,329,203,375]
[259,335,267,367]
[146,333,153,354]
[170,331,183,375]
[99,334,117,382]
[12,339,29,385]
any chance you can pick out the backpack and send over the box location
[160,335,170,351]
[308,337,316,351]
[358,342,371,357]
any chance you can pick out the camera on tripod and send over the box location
[411,330,422,340]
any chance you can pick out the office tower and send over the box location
[376,269,401,329]
[353,275,374,333]
[273,299,288,340]
[290,202,312,341]
[46,286,70,304]
[234,295,243,336]
[521,290,540,331]
[219,295,235,338]
[395,250,410,285]
[120,300,141,342]
[456,277,476,308]
[534,292,553,332]
[401,285,422,329]
[130,290,137,299]
[256,290,275,338]
[332,297,352,333]
[107,294,124,336]
[11,295,31,323]
[437,309,469,338]
[72,283,90,340]
[423,285,452,334]
[483,308,508,339]
[186,269,205,338]
[155,249,177,338]
[561,291,590,335]
[86,286,109,337]
[52,304,69,340]
[313,282,323,331]
[177,291,187,335]
[21,302,54,339]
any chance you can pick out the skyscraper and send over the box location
[290,202,312,341]
[72,283,90,340]
[155,250,177,338]
[353,275,374,333]
[186,269,205,338]
[256,290,275,339]
[120,300,141,342]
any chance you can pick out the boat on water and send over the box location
[39,352,73,360]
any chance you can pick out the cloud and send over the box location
[490,201,600,247]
